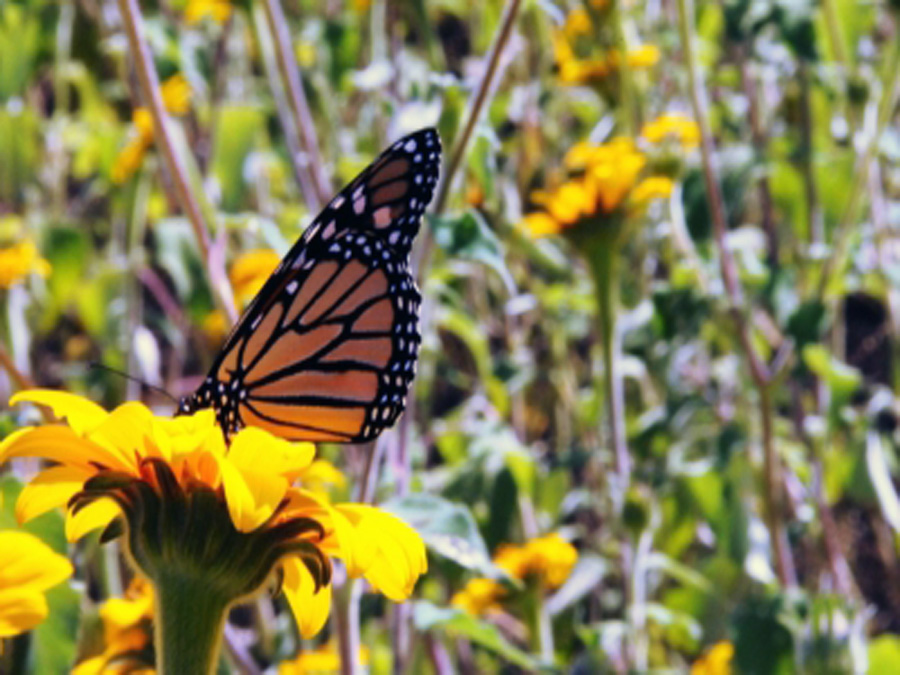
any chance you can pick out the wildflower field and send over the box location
[1,0,899,672]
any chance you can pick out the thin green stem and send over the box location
[676,0,795,587]
[115,0,237,323]
[759,384,796,586]
[260,0,332,207]
[589,243,630,492]
[820,0,850,67]
[0,339,34,391]
[431,0,523,216]
[610,0,638,135]
[585,235,634,668]
[816,33,900,300]
[252,2,321,210]
[334,577,363,675]
[154,573,231,675]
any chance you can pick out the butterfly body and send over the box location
[179,128,440,443]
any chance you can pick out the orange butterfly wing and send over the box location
[181,128,440,442]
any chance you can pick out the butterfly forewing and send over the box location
[183,128,440,442]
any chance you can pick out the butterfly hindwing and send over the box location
[182,128,440,443]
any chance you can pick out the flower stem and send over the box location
[153,572,231,675]
[816,30,900,300]
[115,0,237,323]
[0,339,34,392]
[676,0,796,587]
[431,0,523,216]
[588,242,630,496]
[610,0,638,135]
[333,577,363,675]
[260,0,332,207]
[252,2,322,212]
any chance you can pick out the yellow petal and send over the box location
[11,389,107,435]
[65,498,120,542]
[71,655,108,675]
[152,409,218,459]
[299,460,346,494]
[281,556,332,638]
[0,588,48,637]
[336,505,426,601]
[0,531,73,592]
[16,465,93,524]
[228,426,315,478]
[521,213,561,238]
[217,455,288,532]
[0,426,129,473]
[87,402,156,468]
[323,503,375,577]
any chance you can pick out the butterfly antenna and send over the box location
[88,362,179,404]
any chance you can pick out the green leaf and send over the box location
[434,305,509,413]
[212,105,264,212]
[429,211,515,294]
[383,494,501,578]
[802,344,862,402]
[412,601,540,670]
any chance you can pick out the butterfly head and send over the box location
[176,379,216,417]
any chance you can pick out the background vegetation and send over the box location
[1,0,900,672]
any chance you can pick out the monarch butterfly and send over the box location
[178,128,441,443]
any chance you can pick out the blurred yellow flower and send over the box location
[453,533,576,617]
[626,44,661,69]
[451,577,505,616]
[0,530,73,637]
[279,642,369,674]
[641,113,701,149]
[296,40,317,68]
[0,241,51,289]
[112,75,193,184]
[691,641,734,675]
[71,577,154,674]
[229,249,281,308]
[201,309,229,344]
[631,176,674,205]
[159,74,192,116]
[1,389,427,639]
[563,8,592,38]
[495,532,577,589]
[184,0,232,25]
[553,7,660,87]
[521,137,670,237]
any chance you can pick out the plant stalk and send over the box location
[759,384,796,586]
[431,0,523,216]
[610,0,638,135]
[676,0,795,586]
[260,0,332,207]
[816,33,900,299]
[0,339,34,392]
[589,242,630,493]
[116,0,237,323]
[154,573,230,675]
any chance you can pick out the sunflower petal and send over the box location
[281,556,332,638]
[0,588,49,637]
[228,426,315,477]
[11,389,108,435]
[217,454,288,532]
[16,465,93,524]
[0,531,73,592]
[0,425,131,472]
[66,498,120,542]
